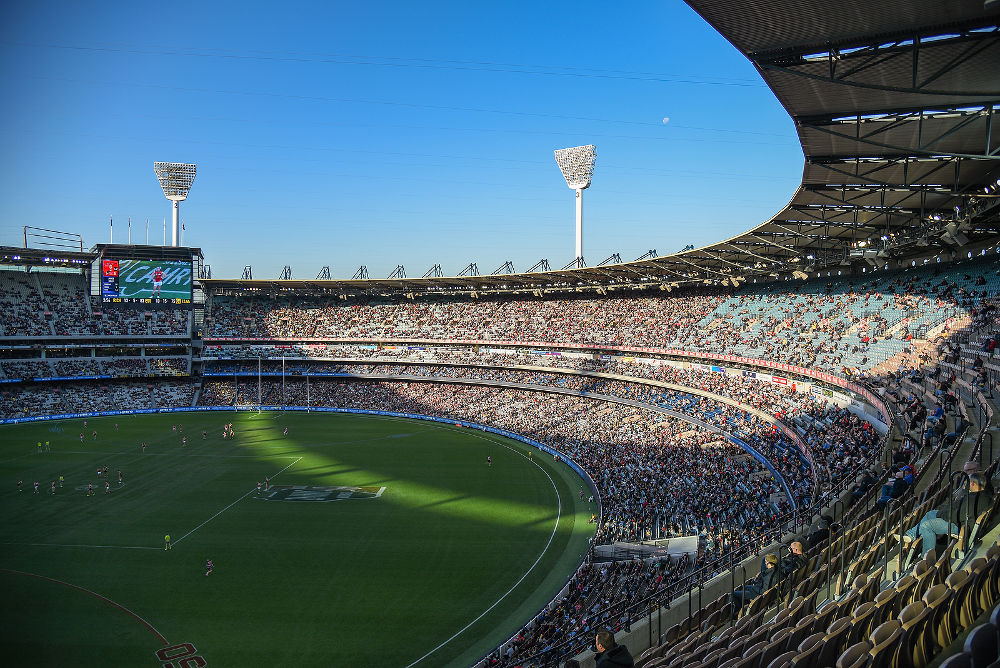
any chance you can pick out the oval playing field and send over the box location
[0,411,596,667]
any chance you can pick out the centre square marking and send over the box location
[260,485,386,502]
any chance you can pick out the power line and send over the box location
[4,40,767,88]
[25,79,799,148]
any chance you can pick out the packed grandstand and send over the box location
[3,1,1000,667]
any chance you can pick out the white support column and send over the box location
[575,188,583,265]
[172,201,180,247]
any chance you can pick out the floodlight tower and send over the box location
[554,144,596,268]
[153,162,197,247]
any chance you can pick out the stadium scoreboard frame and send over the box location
[90,244,202,307]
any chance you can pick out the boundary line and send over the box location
[172,456,301,547]
[404,429,563,668]
[0,541,159,550]
[1,568,169,644]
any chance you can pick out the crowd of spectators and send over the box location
[0,356,192,380]
[204,260,999,377]
[0,360,54,379]
[49,359,102,377]
[148,358,188,376]
[0,271,51,337]
[0,380,196,418]
[102,358,151,377]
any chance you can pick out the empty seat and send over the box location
[835,640,872,668]
[868,619,902,668]
[963,622,999,668]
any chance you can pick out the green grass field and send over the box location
[0,411,595,667]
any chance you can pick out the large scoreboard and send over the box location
[93,247,196,306]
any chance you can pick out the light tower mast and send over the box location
[554,145,596,268]
[153,162,197,247]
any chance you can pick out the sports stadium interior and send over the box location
[2,1,1000,667]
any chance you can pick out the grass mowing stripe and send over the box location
[404,429,563,668]
[172,455,301,547]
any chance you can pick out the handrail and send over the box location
[732,558,749,621]
[948,470,968,530]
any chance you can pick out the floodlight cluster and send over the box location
[154,162,197,201]
[554,145,596,189]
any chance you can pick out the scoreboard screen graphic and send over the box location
[100,258,192,305]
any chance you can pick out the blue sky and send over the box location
[0,1,803,280]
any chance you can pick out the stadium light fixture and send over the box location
[554,145,596,268]
[154,162,197,247]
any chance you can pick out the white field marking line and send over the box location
[173,456,302,547]
[0,541,159,550]
[404,430,562,668]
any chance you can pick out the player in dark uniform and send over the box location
[87,482,94,496]
[17,480,23,492]
[487,456,492,467]
[205,559,214,576]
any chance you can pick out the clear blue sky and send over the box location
[0,1,803,280]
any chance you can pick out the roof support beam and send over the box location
[754,22,1000,96]
[800,106,1000,160]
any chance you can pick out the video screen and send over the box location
[101,258,192,305]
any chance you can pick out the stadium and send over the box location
[2,1,1000,667]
